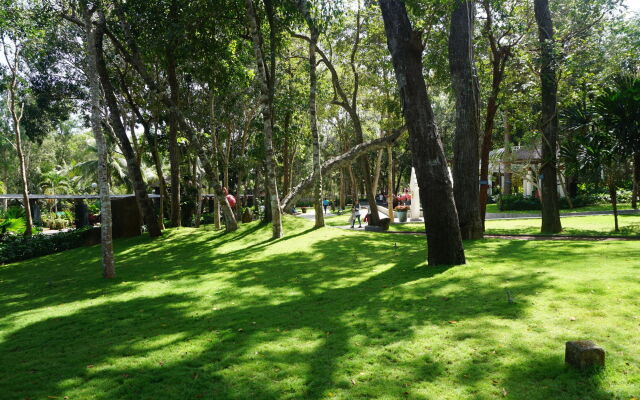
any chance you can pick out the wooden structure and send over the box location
[0,194,160,239]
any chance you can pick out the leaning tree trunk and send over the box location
[246,0,283,238]
[449,0,483,240]
[379,0,465,266]
[94,23,162,237]
[534,0,562,234]
[308,28,324,228]
[83,7,115,278]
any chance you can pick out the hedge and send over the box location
[0,227,98,265]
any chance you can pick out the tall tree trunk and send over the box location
[632,152,639,209]
[213,195,221,229]
[449,0,483,240]
[166,47,181,227]
[478,1,512,226]
[379,0,465,266]
[193,158,202,228]
[387,145,394,222]
[283,129,291,198]
[94,22,162,237]
[82,7,115,278]
[246,0,283,238]
[207,93,238,232]
[339,168,346,209]
[149,122,167,229]
[6,59,33,237]
[502,111,512,195]
[308,28,324,228]
[608,179,619,232]
[534,0,562,233]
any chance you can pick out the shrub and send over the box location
[0,227,95,264]
[0,207,27,234]
[497,194,541,211]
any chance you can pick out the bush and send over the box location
[498,193,604,211]
[0,207,27,234]
[497,194,541,211]
[0,227,95,264]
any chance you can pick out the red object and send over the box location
[226,194,236,207]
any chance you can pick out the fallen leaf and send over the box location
[502,388,508,397]
[569,317,576,321]
[351,379,357,385]
[86,365,94,369]
[448,321,458,324]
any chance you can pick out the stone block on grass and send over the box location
[565,340,605,370]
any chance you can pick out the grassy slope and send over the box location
[389,214,640,236]
[1,217,639,399]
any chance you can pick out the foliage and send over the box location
[497,193,606,211]
[0,206,26,234]
[0,226,94,264]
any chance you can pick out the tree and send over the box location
[295,0,324,228]
[80,3,115,279]
[534,0,562,233]
[378,0,465,266]
[92,12,162,237]
[477,0,529,225]
[1,28,34,236]
[448,0,483,239]
[245,0,283,238]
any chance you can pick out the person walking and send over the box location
[350,202,362,228]
[323,198,329,214]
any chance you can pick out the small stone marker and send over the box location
[565,340,605,369]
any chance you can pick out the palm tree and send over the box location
[39,166,72,212]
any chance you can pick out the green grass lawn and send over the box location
[1,217,639,399]
[485,203,633,215]
[389,214,640,236]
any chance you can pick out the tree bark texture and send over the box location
[534,0,562,233]
[246,0,283,238]
[166,46,182,228]
[632,152,639,209]
[82,7,115,278]
[380,0,466,266]
[449,0,483,239]
[308,28,325,227]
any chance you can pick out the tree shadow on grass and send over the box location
[0,231,555,399]
[3,218,628,399]
[452,345,614,400]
